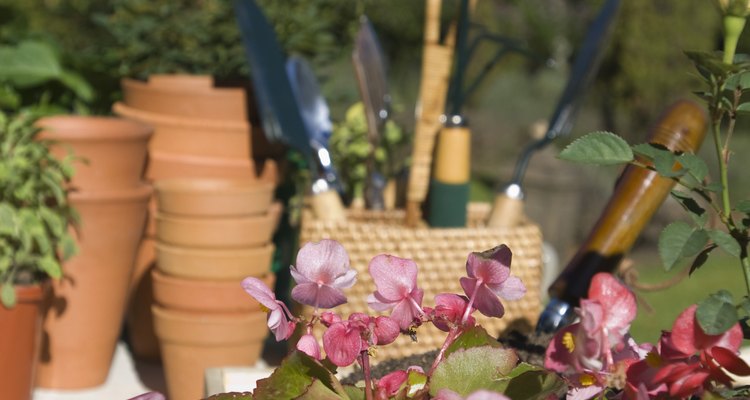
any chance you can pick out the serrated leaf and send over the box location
[296,379,346,400]
[445,326,502,357]
[705,182,723,192]
[697,291,737,335]
[429,346,518,397]
[689,245,715,275]
[677,153,709,183]
[559,131,634,165]
[659,222,709,271]
[1,283,15,308]
[707,229,741,258]
[652,151,681,178]
[725,71,750,91]
[253,351,348,400]
[670,191,707,226]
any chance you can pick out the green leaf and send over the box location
[252,351,348,400]
[707,229,741,258]
[739,297,750,318]
[1,283,15,308]
[342,386,364,400]
[696,291,738,335]
[677,153,709,183]
[39,255,62,279]
[686,51,735,79]
[737,199,750,214]
[296,379,346,400]
[736,102,750,114]
[204,392,254,400]
[704,182,723,192]
[0,41,62,87]
[559,131,634,165]
[0,203,16,235]
[445,326,503,357]
[494,363,567,400]
[59,233,78,261]
[58,70,94,102]
[405,369,428,397]
[726,71,750,91]
[670,191,707,226]
[429,346,518,397]
[658,222,709,271]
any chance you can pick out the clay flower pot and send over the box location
[151,269,273,313]
[120,77,248,121]
[37,115,152,191]
[36,185,152,389]
[146,151,258,181]
[155,178,275,217]
[155,202,282,248]
[156,242,275,280]
[0,284,48,400]
[113,102,253,159]
[152,305,268,400]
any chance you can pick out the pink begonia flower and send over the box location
[296,333,321,360]
[434,389,510,400]
[128,392,165,400]
[241,277,296,341]
[428,293,475,332]
[290,239,357,309]
[459,245,526,319]
[320,311,342,327]
[367,254,424,330]
[322,313,401,367]
[376,370,408,397]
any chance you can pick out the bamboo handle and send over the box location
[547,99,708,305]
[424,0,442,44]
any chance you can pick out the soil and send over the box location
[341,330,555,384]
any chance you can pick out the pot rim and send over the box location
[155,241,275,257]
[37,115,153,142]
[68,184,153,202]
[155,201,281,224]
[155,178,274,195]
[149,151,254,168]
[113,102,249,131]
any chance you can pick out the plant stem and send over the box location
[723,15,747,64]
[711,118,733,223]
[359,352,374,400]
[742,253,750,297]
[428,327,460,375]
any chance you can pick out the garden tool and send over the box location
[233,0,345,221]
[486,0,621,228]
[535,99,708,334]
[352,15,391,210]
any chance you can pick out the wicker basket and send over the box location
[299,203,543,363]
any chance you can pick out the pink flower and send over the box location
[290,239,357,309]
[241,277,296,341]
[322,313,401,367]
[459,245,525,319]
[429,293,475,332]
[296,333,321,360]
[367,254,424,330]
[128,393,165,400]
[376,370,407,397]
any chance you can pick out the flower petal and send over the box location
[670,305,699,355]
[390,298,421,330]
[296,333,321,360]
[367,292,397,312]
[374,316,400,345]
[333,269,357,289]
[471,285,505,318]
[289,265,312,285]
[241,277,279,311]
[711,345,750,376]
[295,239,351,284]
[588,273,636,333]
[545,324,579,373]
[493,275,526,300]
[323,322,362,367]
[368,254,418,300]
[466,253,510,284]
[377,370,407,396]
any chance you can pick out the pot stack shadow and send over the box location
[152,178,280,400]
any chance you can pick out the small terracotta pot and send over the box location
[146,151,257,181]
[113,102,253,159]
[37,185,152,389]
[0,284,48,400]
[155,178,275,217]
[147,74,213,90]
[155,202,282,248]
[151,269,273,313]
[126,237,161,362]
[146,195,158,238]
[37,115,152,191]
[153,305,268,400]
[156,242,275,280]
[121,77,248,121]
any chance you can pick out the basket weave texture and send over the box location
[299,203,543,363]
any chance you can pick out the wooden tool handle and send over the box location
[548,99,708,305]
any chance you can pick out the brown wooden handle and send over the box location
[548,99,708,305]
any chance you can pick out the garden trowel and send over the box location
[535,99,708,333]
[233,0,345,221]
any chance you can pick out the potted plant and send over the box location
[0,109,77,400]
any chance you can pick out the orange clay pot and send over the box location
[36,185,152,389]
[155,202,282,249]
[146,151,257,182]
[125,237,160,362]
[0,284,48,400]
[155,178,275,217]
[151,268,273,313]
[152,305,268,400]
[37,115,152,191]
[156,242,275,280]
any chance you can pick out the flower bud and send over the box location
[718,0,750,17]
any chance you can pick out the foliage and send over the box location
[0,110,77,308]
[330,102,410,203]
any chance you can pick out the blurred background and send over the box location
[2,0,749,341]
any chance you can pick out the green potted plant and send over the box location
[0,109,77,400]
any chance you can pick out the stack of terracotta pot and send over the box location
[35,116,153,389]
[112,74,284,361]
[151,178,281,400]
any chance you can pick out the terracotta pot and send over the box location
[126,237,161,362]
[156,202,282,248]
[121,77,248,121]
[36,185,152,389]
[0,284,48,400]
[37,115,152,191]
[148,74,213,90]
[153,305,267,400]
[156,242,275,280]
[146,195,158,238]
[155,178,275,217]
[146,151,257,181]
[152,269,273,313]
[113,102,253,159]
